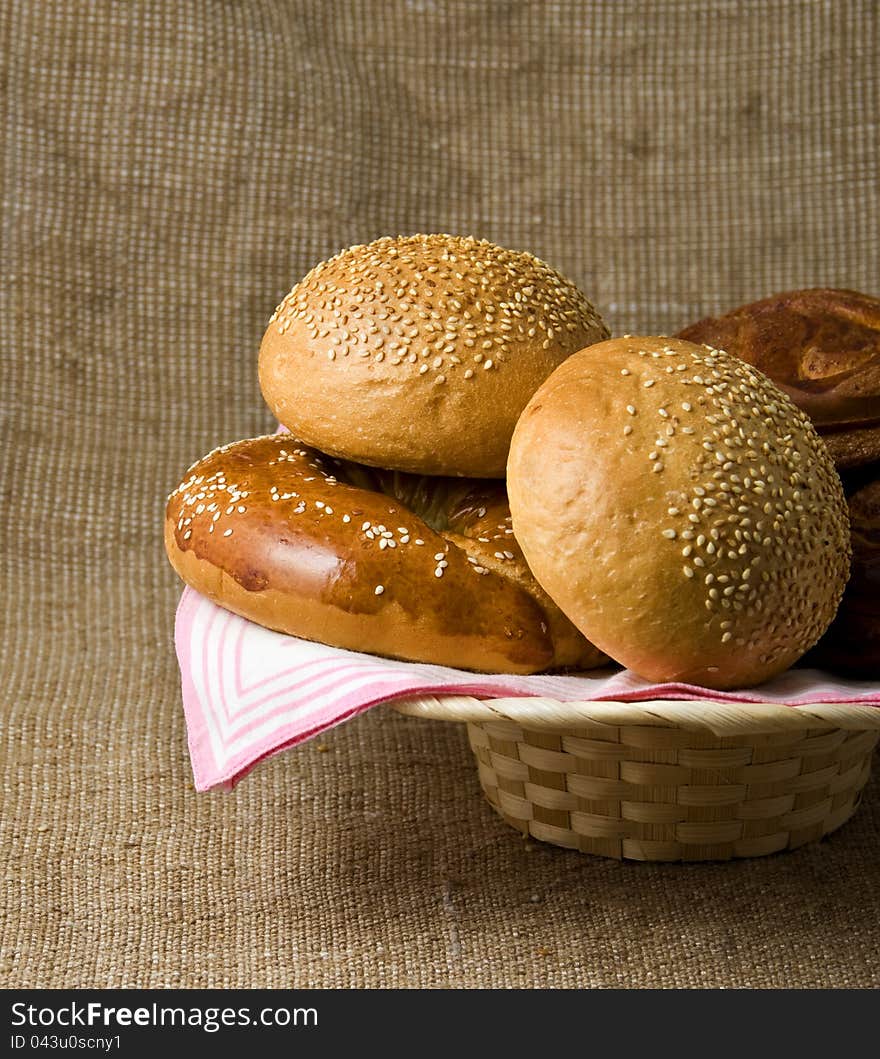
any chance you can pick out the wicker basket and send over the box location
[393,695,880,861]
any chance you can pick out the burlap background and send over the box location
[3,0,879,989]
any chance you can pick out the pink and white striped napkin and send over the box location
[174,586,880,790]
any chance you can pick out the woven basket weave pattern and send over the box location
[469,720,878,861]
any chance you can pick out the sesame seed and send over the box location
[662,529,677,539]
[342,515,351,523]
[374,585,384,595]
[223,529,233,537]
[683,566,694,578]
[626,405,636,416]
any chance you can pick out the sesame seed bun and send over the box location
[165,434,607,675]
[507,336,851,690]
[258,234,608,478]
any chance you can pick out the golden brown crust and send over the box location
[507,336,851,690]
[677,288,880,469]
[805,474,880,676]
[165,434,607,674]
[258,234,609,477]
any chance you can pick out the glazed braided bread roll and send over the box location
[165,434,607,674]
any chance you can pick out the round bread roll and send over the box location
[259,234,608,477]
[507,336,851,689]
[677,288,880,470]
[165,434,607,674]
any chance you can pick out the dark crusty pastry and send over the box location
[678,288,880,470]
[805,473,880,677]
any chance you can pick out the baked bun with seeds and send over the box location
[259,234,609,477]
[164,434,607,674]
[507,336,851,690]
[677,288,880,470]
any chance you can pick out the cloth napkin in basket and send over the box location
[174,586,880,790]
